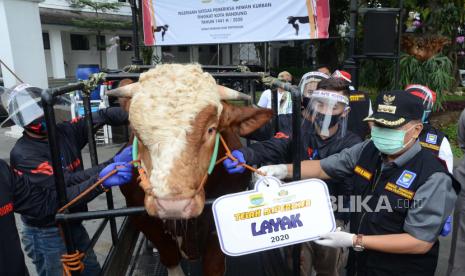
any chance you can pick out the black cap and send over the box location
[364,90,423,128]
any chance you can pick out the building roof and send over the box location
[39,8,132,29]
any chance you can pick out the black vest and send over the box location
[419,123,445,157]
[349,141,446,275]
[347,91,371,140]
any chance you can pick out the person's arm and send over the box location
[65,107,128,149]
[285,141,369,179]
[257,90,270,108]
[438,137,454,173]
[457,108,465,151]
[361,233,433,254]
[241,135,292,165]
[403,172,457,242]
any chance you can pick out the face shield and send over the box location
[298,72,330,108]
[303,90,350,139]
[0,84,71,128]
[405,84,436,123]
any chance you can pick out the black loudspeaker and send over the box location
[363,10,398,56]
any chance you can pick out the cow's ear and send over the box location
[219,102,273,136]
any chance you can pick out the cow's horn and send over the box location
[106,82,140,98]
[217,85,251,100]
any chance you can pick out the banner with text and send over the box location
[143,0,330,46]
[213,177,335,256]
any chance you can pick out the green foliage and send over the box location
[68,0,131,67]
[68,0,123,12]
[398,53,454,109]
[441,123,464,158]
[359,53,454,110]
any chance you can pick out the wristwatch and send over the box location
[353,234,365,252]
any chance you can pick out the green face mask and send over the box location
[371,126,414,155]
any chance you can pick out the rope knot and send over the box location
[61,250,85,276]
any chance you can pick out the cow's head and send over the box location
[108,64,272,218]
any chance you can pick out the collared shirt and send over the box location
[320,140,456,242]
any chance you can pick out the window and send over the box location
[178,46,188,52]
[119,36,133,51]
[96,35,106,51]
[163,46,172,52]
[70,34,89,50]
[42,33,50,50]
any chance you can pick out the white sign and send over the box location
[212,177,335,256]
[142,0,330,46]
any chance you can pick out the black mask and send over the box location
[302,97,311,109]
[24,117,47,136]
[314,112,341,130]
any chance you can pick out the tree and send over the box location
[68,0,132,67]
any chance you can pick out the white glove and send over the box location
[314,230,355,248]
[255,164,288,180]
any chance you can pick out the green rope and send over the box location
[132,138,139,167]
[82,72,107,95]
[207,133,220,175]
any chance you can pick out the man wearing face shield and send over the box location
[224,77,362,275]
[405,84,453,173]
[0,84,134,276]
[299,71,330,110]
[258,90,460,276]
[332,70,373,140]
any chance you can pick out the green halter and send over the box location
[131,132,220,175]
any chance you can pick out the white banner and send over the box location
[143,0,330,46]
[213,177,335,256]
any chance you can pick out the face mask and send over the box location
[25,117,47,136]
[302,97,311,109]
[314,112,341,130]
[371,125,415,155]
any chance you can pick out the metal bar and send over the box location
[82,96,99,166]
[104,72,266,81]
[41,90,78,275]
[56,199,217,222]
[290,85,301,276]
[82,95,119,245]
[50,82,86,97]
[394,0,404,88]
[85,218,109,253]
[271,88,279,133]
[130,0,142,65]
[100,218,139,276]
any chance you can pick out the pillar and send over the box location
[49,29,66,79]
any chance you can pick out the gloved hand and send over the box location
[223,150,246,174]
[113,145,133,163]
[440,215,452,237]
[254,164,288,180]
[314,230,355,248]
[100,162,133,188]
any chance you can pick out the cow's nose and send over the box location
[155,197,198,218]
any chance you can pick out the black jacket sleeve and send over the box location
[64,107,128,149]
[0,160,27,276]
[10,156,106,217]
[240,135,292,165]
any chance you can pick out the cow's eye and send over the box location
[207,127,216,135]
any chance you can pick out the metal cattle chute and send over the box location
[45,67,302,275]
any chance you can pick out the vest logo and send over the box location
[396,170,416,188]
[354,165,372,181]
[274,132,289,139]
[385,182,415,200]
[420,141,440,151]
[349,94,365,102]
[426,133,438,144]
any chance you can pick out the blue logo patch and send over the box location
[426,133,437,144]
[396,170,417,188]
